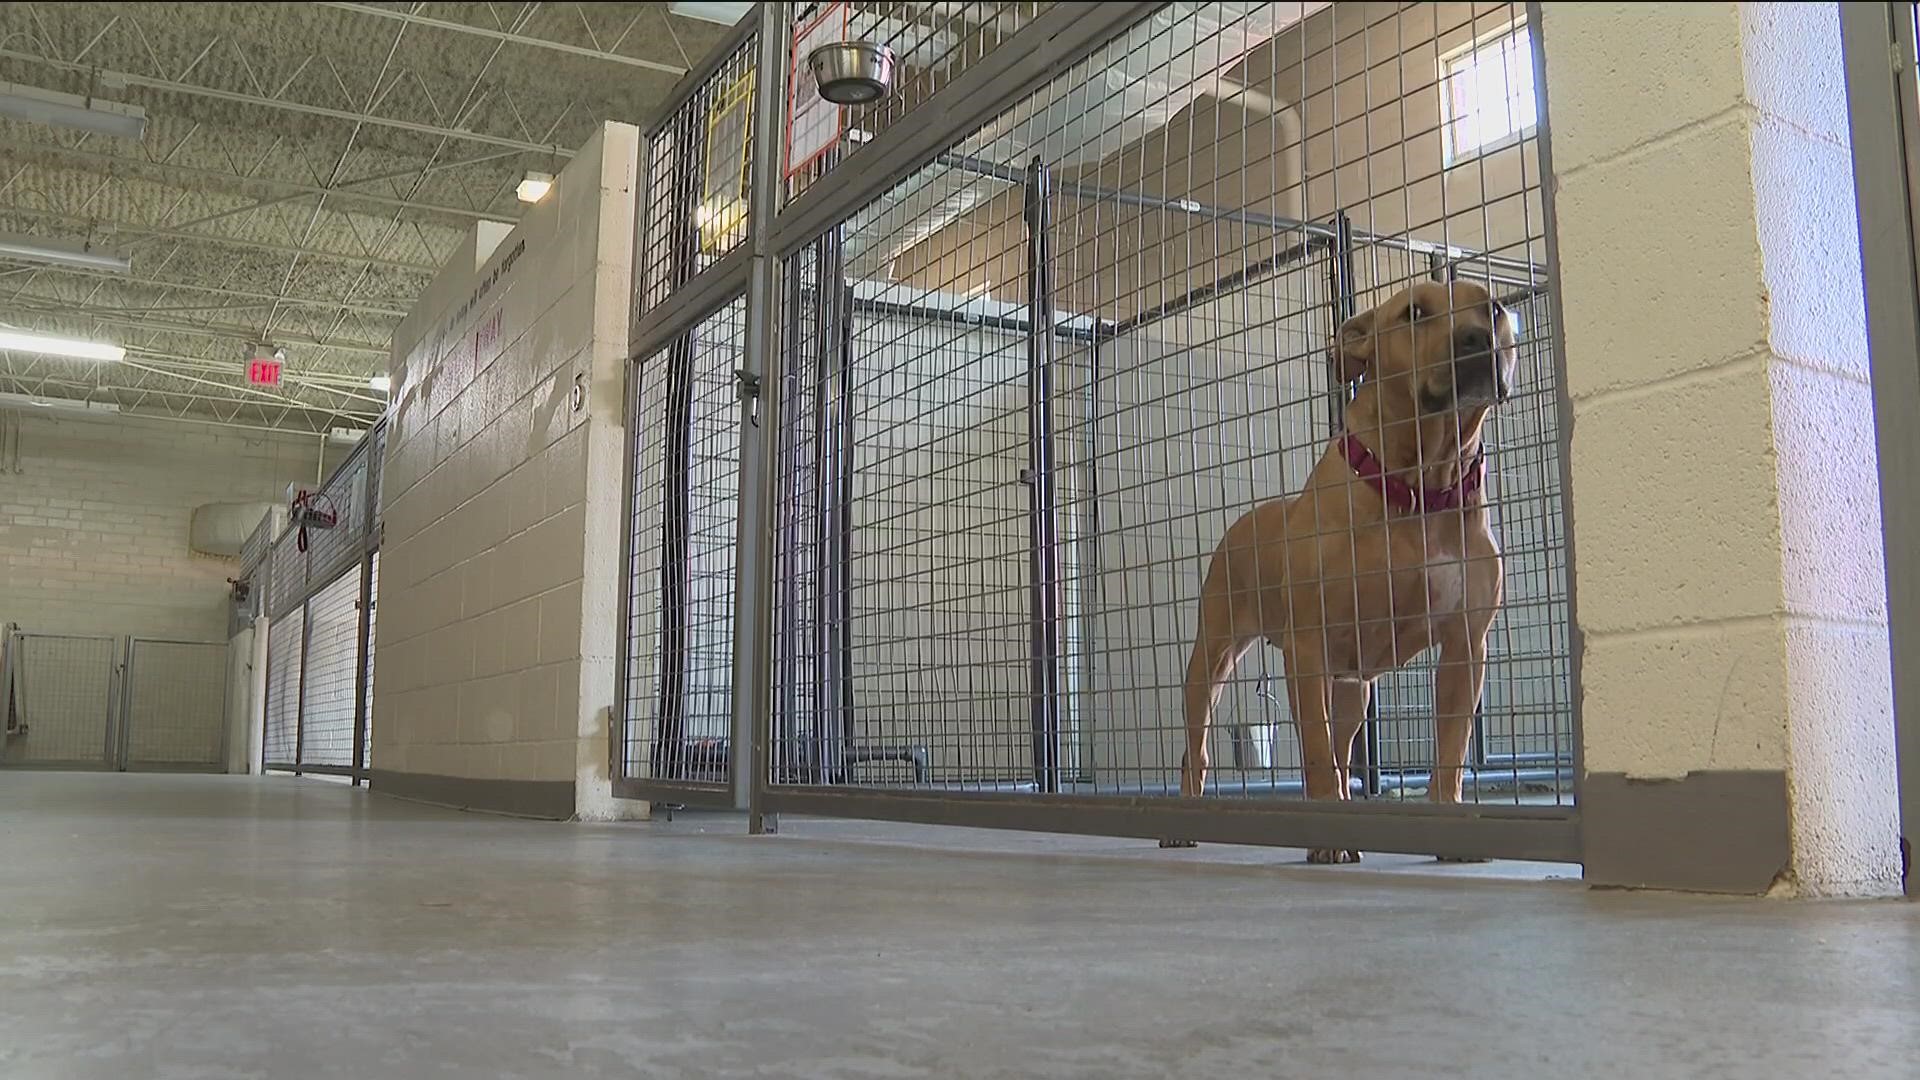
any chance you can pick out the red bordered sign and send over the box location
[785,2,848,178]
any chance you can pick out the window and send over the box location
[1441,22,1538,165]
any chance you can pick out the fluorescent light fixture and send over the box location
[0,232,130,273]
[0,328,124,362]
[0,80,146,140]
[328,427,367,445]
[368,374,392,392]
[516,171,554,203]
[0,391,120,415]
[668,2,754,24]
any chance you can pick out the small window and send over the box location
[1441,22,1538,165]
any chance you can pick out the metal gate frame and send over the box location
[253,418,385,785]
[117,637,229,772]
[622,2,1585,862]
[1840,0,1920,896]
[0,630,119,770]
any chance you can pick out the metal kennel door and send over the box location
[0,632,118,768]
[120,639,228,771]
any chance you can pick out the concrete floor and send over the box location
[1,775,1916,1080]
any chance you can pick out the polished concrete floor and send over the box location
[1,773,1916,1080]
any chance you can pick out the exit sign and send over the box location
[247,359,283,386]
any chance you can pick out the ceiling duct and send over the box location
[843,2,1325,281]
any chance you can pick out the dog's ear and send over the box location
[1331,310,1376,384]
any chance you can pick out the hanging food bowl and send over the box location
[808,41,897,105]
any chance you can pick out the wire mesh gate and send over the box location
[249,419,385,782]
[0,629,228,771]
[624,2,1580,861]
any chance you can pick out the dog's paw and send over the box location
[1307,848,1362,864]
[1158,838,1198,849]
[1434,855,1491,864]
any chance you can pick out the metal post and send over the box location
[294,601,311,775]
[113,637,134,771]
[1327,209,1381,797]
[655,334,694,784]
[1840,0,1920,896]
[744,2,789,832]
[1024,155,1064,795]
[349,550,375,786]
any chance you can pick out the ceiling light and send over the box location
[517,171,554,203]
[368,374,392,393]
[0,391,120,415]
[668,2,754,24]
[0,328,125,362]
[0,232,130,273]
[0,80,146,140]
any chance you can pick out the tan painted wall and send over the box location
[1542,1,1898,894]
[372,123,640,817]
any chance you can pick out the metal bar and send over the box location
[933,150,1543,280]
[1023,155,1063,795]
[316,2,688,75]
[1839,0,1920,896]
[760,788,1582,863]
[0,202,441,272]
[1528,0,1589,832]
[111,637,132,770]
[294,598,311,775]
[0,48,573,155]
[629,247,754,361]
[742,4,789,827]
[0,137,500,224]
[612,777,736,807]
[646,6,763,136]
[349,552,375,787]
[654,335,694,784]
[278,762,357,778]
[833,276,857,785]
[772,2,1167,256]
[849,294,1101,342]
[1324,210,1381,798]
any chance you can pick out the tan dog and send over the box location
[1172,280,1518,863]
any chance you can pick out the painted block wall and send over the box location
[0,409,327,642]
[1541,1,1899,894]
[371,122,640,818]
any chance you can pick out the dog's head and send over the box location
[1331,281,1518,412]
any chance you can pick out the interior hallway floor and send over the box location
[2,773,1915,1079]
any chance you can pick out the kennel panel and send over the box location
[298,568,362,769]
[784,2,1052,197]
[639,26,759,318]
[263,608,304,769]
[622,298,745,791]
[765,0,1577,850]
[122,640,227,770]
[0,634,116,768]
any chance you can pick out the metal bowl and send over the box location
[807,41,896,105]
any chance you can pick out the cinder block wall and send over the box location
[371,122,640,820]
[0,411,326,641]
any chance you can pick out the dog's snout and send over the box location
[1454,327,1493,357]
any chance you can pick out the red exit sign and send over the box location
[247,359,283,386]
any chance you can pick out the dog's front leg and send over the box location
[1430,630,1492,863]
[1287,645,1358,865]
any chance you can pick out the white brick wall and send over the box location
[372,122,638,818]
[0,410,328,641]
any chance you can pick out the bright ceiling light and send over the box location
[0,391,120,415]
[368,374,392,393]
[0,80,146,140]
[0,328,125,362]
[668,2,754,24]
[0,232,130,273]
[516,171,554,203]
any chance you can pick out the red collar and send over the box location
[1339,433,1486,514]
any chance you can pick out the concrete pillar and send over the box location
[1541,1,1901,895]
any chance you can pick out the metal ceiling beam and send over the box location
[0,137,506,224]
[317,2,689,76]
[0,262,409,318]
[0,202,441,272]
[0,296,391,355]
[0,48,580,156]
